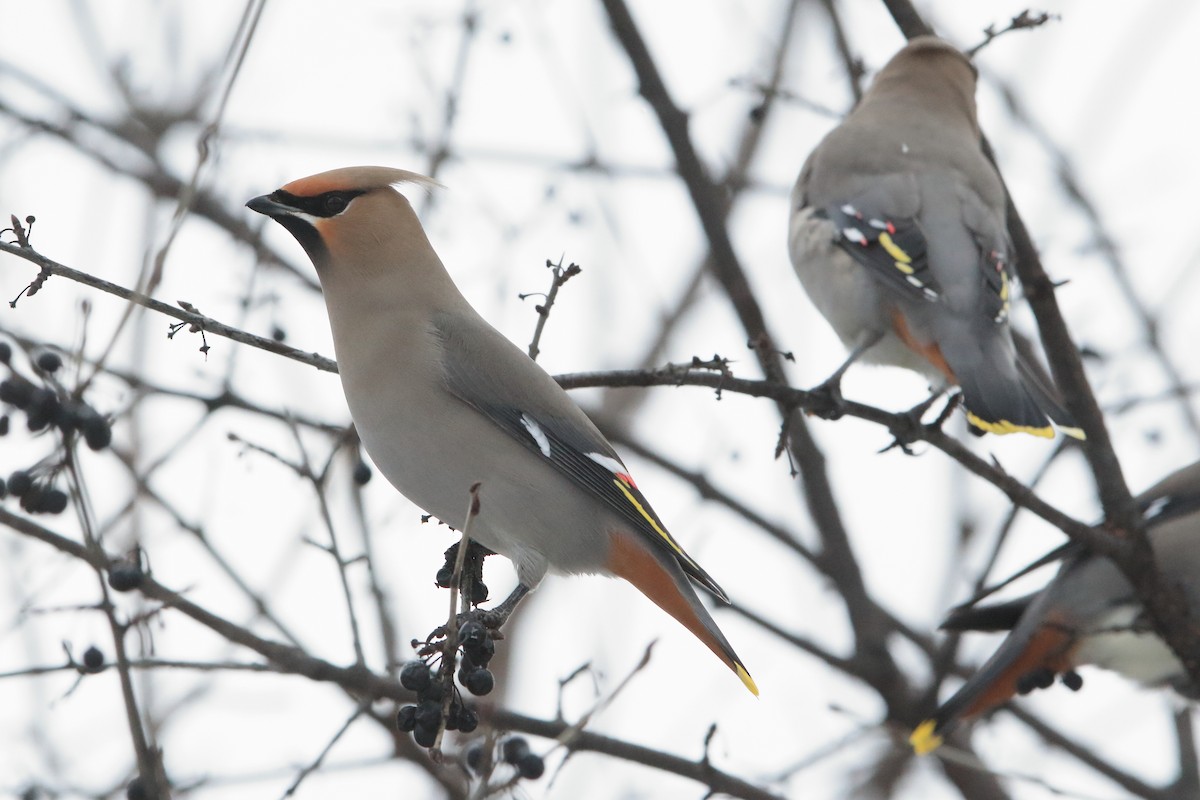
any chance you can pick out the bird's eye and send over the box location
[323,193,349,215]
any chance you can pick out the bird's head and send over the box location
[247,166,441,275]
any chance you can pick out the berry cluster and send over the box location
[464,735,545,781]
[396,658,480,747]
[0,341,114,517]
[396,617,500,749]
[3,469,67,514]
[0,344,112,450]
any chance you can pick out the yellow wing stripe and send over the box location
[878,231,913,264]
[613,478,685,557]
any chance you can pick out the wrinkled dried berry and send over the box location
[400,661,432,693]
[396,704,417,732]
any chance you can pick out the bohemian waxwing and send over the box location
[789,36,1082,439]
[247,166,756,695]
[910,460,1200,754]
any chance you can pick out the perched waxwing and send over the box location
[910,460,1200,754]
[789,36,1082,439]
[247,166,756,695]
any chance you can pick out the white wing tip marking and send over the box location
[520,413,552,458]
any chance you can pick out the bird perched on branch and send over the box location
[910,460,1200,754]
[789,36,1081,439]
[247,166,756,695]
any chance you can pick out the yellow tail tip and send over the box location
[965,412,1055,439]
[909,720,943,755]
[736,663,759,697]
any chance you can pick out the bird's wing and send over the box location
[431,312,728,601]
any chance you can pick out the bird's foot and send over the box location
[806,374,848,421]
[879,391,960,455]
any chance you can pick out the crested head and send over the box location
[280,165,442,198]
[247,166,443,277]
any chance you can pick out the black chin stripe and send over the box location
[272,188,366,218]
[275,215,329,269]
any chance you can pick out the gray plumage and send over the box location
[790,36,1079,438]
[247,166,756,693]
[912,460,1200,753]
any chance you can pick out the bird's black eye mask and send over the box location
[273,189,366,218]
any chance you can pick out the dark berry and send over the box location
[459,621,486,648]
[464,742,486,773]
[19,490,43,513]
[400,661,432,692]
[435,566,454,588]
[457,707,478,733]
[418,679,445,703]
[35,352,62,373]
[80,413,112,450]
[0,478,5,499]
[396,704,417,732]
[469,581,489,604]
[415,700,443,729]
[0,414,9,435]
[126,777,149,800]
[516,752,545,780]
[8,471,32,496]
[108,563,144,592]
[465,636,495,666]
[0,342,11,364]
[464,667,494,696]
[1061,670,1083,691]
[25,389,58,431]
[502,736,530,764]
[352,459,372,485]
[271,326,287,342]
[41,488,68,514]
[413,723,438,748]
[81,646,104,672]
[0,378,33,408]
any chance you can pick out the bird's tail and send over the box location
[606,531,758,696]
[910,618,1073,754]
[939,333,1083,439]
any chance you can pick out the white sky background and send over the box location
[1,1,1199,798]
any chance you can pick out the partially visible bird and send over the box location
[247,166,756,694]
[789,36,1081,439]
[910,460,1200,754]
